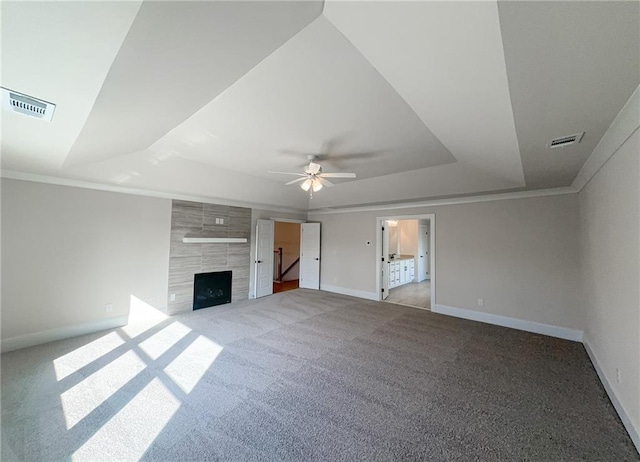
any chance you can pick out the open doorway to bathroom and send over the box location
[273,221,301,294]
[376,214,435,310]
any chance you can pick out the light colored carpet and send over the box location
[2,289,638,461]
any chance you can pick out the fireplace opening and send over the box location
[193,271,232,310]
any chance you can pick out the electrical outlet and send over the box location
[477,298,484,307]
[170,293,176,302]
[616,368,621,384]
[105,303,113,313]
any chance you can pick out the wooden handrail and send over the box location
[281,257,300,280]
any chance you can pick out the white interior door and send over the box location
[381,221,389,300]
[299,223,320,290]
[418,225,428,282]
[254,219,274,298]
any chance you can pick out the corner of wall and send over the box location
[574,83,640,454]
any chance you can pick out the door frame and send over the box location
[417,223,429,282]
[252,217,305,299]
[375,213,436,310]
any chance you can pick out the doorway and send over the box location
[273,221,301,294]
[254,219,321,298]
[376,214,435,310]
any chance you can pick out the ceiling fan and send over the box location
[268,156,356,196]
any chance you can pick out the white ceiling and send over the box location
[1,1,142,170]
[1,1,638,211]
[498,0,640,189]
[151,16,455,181]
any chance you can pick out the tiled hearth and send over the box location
[168,200,251,314]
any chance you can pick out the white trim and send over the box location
[183,237,247,244]
[269,217,306,223]
[376,214,436,308]
[1,170,307,214]
[308,187,577,215]
[320,284,378,301]
[573,85,640,192]
[1,315,128,353]
[432,304,583,342]
[583,335,640,453]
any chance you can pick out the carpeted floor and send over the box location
[2,289,638,461]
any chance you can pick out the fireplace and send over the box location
[193,271,232,310]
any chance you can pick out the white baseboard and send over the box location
[432,304,583,342]
[320,284,379,301]
[1,316,129,353]
[583,336,640,453]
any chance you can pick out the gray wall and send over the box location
[0,183,308,344]
[168,200,251,314]
[579,128,639,437]
[310,193,583,330]
[1,179,171,341]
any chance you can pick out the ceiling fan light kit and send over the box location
[268,156,356,197]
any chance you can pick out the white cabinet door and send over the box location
[254,219,274,298]
[299,223,320,290]
[389,262,398,289]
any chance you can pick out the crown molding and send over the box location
[0,170,308,214]
[572,85,640,192]
[1,171,581,218]
[307,186,578,215]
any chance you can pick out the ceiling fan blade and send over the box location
[307,162,322,174]
[268,171,306,176]
[319,172,356,178]
[285,177,308,186]
[316,177,334,188]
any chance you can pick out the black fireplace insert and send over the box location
[193,271,232,310]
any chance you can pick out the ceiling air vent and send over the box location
[546,132,584,149]
[1,87,56,122]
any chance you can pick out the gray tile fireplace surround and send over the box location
[168,200,251,314]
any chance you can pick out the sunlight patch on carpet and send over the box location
[71,378,180,461]
[61,350,146,429]
[53,332,125,381]
[163,335,223,393]
[139,321,192,360]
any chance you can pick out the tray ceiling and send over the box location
[1,1,638,210]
